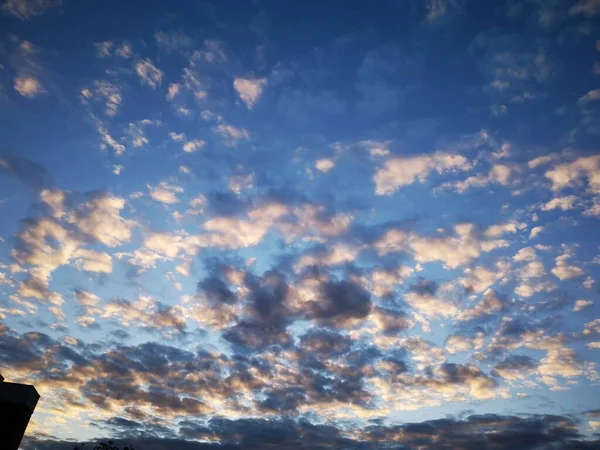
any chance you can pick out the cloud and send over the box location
[233,77,267,109]
[315,158,335,173]
[439,164,513,193]
[96,122,126,156]
[169,132,185,141]
[551,253,584,280]
[377,223,509,269]
[307,280,372,327]
[148,182,184,204]
[154,30,192,52]
[166,83,180,100]
[424,0,458,23]
[0,152,49,189]
[374,151,471,195]
[574,300,593,312]
[214,123,251,146]
[541,195,578,211]
[578,88,600,104]
[491,355,539,380]
[135,59,163,89]
[22,414,600,450]
[72,248,112,273]
[570,0,600,17]
[102,295,185,333]
[67,192,134,247]
[404,278,458,319]
[190,39,226,63]
[228,173,255,194]
[529,226,544,239]
[545,155,600,193]
[81,81,122,116]
[1,0,61,19]
[74,289,101,327]
[183,139,205,153]
[445,331,486,354]
[14,74,43,97]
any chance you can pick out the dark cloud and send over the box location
[23,414,600,450]
[299,328,352,355]
[308,279,372,326]
[198,276,237,304]
[492,354,539,379]
[0,152,49,189]
[408,277,439,296]
[205,191,249,217]
[223,321,293,350]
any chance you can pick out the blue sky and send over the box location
[1,0,600,449]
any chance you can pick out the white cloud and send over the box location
[529,226,544,239]
[578,88,600,104]
[528,155,557,168]
[446,332,485,354]
[484,221,525,238]
[73,248,112,273]
[82,80,122,116]
[410,223,508,269]
[404,289,458,318]
[315,158,335,173]
[374,151,471,195]
[67,193,134,247]
[14,75,42,97]
[167,83,180,100]
[214,123,250,146]
[295,243,361,272]
[545,155,600,193]
[183,139,205,153]
[376,223,508,269]
[551,253,584,280]
[97,123,125,156]
[583,198,600,217]
[540,195,578,211]
[233,77,267,109]
[148,182,184,204]
[460,265,506,293]
[170,132,185,141]
[135,58,163,89]
[574,300,593,312]
[439,164,513,193]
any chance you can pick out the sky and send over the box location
[1,0,600,449]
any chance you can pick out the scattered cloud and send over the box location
[233,77,267,109]
[374,151,471,195]
[214,123,251,146]
[148,182,184,204]
[2,0,62,19]
[14,74,43,97]
[135,58,163,89]
[182,139,205,153]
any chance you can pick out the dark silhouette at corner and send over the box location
[0,372,40,450]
